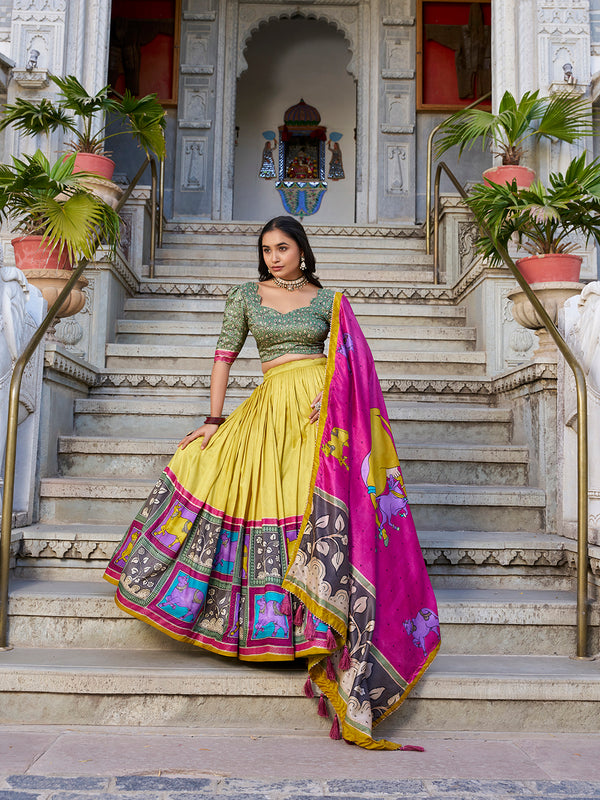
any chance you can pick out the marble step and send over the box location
[115,320,478,352]
[38,477,546,531]
[103,345,487,377]
[160,228,427,251]
[123,296,467,327]
[57,436,529,486]
[151,263,434,283]
[11,525,578,589]
[1,648,600,731]
[74,398,514,444]
[6,580,597,656]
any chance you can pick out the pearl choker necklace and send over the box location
[271,274,308,291]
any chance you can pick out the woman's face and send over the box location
[261,229,303,281]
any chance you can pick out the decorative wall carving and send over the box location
[386,144,408,194]
[458,221,479,274]
[181,137,207,190]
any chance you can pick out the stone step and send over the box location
[123,295,467,327]
[74,398,514,444]
[103,345,487,377]
[10,525,581,590]
[6,579,596,656]
[160,227,427,251]
[115,320,478,352]
[38,477,546,531]
[1,648,599,731]
[151,263,434,284]
[57,436,529,486]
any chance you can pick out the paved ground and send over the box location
[2,726,600,800]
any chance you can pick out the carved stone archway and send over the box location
[214,1,372,222]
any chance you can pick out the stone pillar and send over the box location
[173,0,220,219]
[376,0,415,223]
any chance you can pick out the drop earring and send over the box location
[300,255,307,271]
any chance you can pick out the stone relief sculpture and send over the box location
[0,258,45,525]
[562,282,600,536]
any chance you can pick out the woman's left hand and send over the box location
[309,391,323,424]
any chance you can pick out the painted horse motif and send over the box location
[154,503,196,550]
[254,596,289,638]
[322,427,350,470]
[403,608,440,655]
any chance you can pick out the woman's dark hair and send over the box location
[257,216,322,287]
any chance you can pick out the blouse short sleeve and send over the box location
[215,285,249,364]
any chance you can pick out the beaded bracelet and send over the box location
[204,416,226,426]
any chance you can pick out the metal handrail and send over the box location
[0,153,160,650]
[425,91,492,255]
[433,160,589,658]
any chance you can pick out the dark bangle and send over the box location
[204,416,226,426]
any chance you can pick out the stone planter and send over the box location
[21,269,88,337]
[508,281,583,362]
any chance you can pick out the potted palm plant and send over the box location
[435,89,593,188]
[0,149,121,267]
[0,149,121,319]
[464,152,600,283]
[0,74,166,180]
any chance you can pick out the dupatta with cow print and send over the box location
[283,293,440,750]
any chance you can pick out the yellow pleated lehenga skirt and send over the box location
[104,357,331,660]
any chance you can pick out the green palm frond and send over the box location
[465,152,600,263]
[0,149,121,263]
[436,89,593,164]
[50,74,115,116]
[0,97,76,135]
[34,192,121,261]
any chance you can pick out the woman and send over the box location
[104,216,440,750]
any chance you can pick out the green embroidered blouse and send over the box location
[215,282,336,364]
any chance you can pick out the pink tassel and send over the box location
[325,657,336,682]
[281,592,291,615]
[329,714,341,740]
[294,604,304,626]
[326,626,336,650]
[304,612,316,640]
[339,645,351,671]
[303,677,314,699]
[400,745,425,752]
[318,694,329,718]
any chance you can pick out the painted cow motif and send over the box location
[158,574,205,621]
[403,607,440,655]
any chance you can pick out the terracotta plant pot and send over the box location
[483,165,536,189]
[516,253,582,284]
[73,151,115,181]
[12,235,72,271]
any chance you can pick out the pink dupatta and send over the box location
[283,293,440,750]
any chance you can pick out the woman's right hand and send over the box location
[178,423,219,451]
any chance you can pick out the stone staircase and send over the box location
[3,223,600,733]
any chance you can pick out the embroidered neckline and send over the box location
[252,282,322,316]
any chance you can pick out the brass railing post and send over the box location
[0,155,154,650]
[432,159,589,658]
[425,92,491,255]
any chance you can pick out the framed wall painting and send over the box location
[109,0,182,107]
[417,0,492,112]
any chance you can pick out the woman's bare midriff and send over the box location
[261,352,325,374]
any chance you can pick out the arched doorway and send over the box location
[233,16,356,224]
